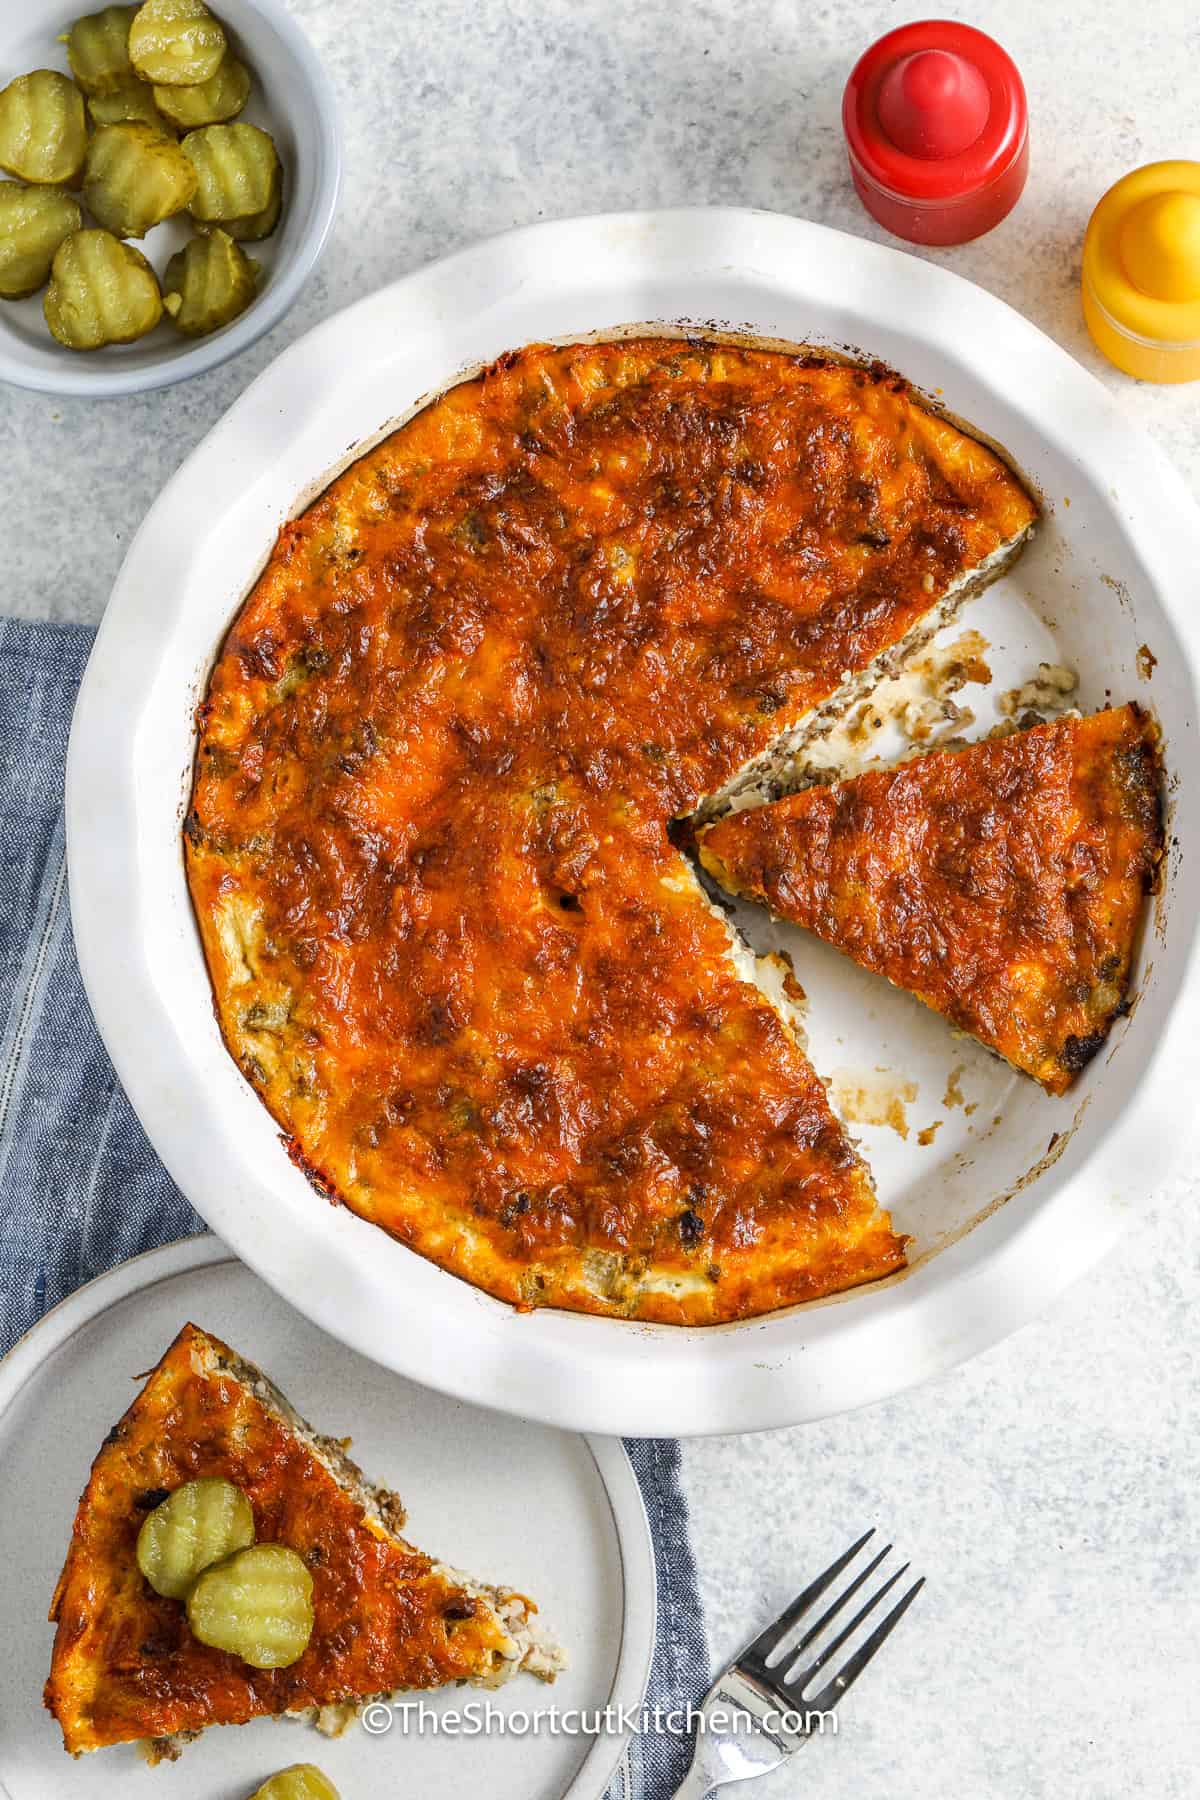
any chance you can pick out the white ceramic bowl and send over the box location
[0,0,340,396]
[66,210,1200,1436]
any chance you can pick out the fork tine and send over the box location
[790,1562,909,1687]
[791,1543,892,1656]
[743,1530,875,1666]
[801,1575,926,1714]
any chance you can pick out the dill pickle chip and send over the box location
[136,1477,256,1599]
[182,121,279,223]
[129,0,226,87]
[186,1543,314,1669]
[209,163,280,241]
[44,228,162,348]
[87,76,171,133]
[0,72,88,187]
[84,122,196,237]
[248,1767,341,1800]
[0,182,82,300]
[162,228,257,335]
[66,6,139,96]
[154,56,250,128]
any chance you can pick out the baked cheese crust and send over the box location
[46,1324,560,1757]
[699,707,1163,1095]
[185,337,1037,1323]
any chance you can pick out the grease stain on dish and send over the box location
[1100,572,1135,617]
[943,1063,967,1109]
[831,1068,919,1139]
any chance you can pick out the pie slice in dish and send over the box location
[698,706,1162,1095]
[46,1323,563,1759]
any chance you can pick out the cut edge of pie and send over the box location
[45,1323,564,1760]
[702,523,1033,821]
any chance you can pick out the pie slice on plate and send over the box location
[45,1323,563,1759]
[699,706,1163,1095]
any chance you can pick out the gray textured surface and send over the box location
[3,1,1198,1793]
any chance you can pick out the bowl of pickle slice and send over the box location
[0,0,340,394]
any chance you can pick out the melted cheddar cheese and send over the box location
[185,337,1037,1322]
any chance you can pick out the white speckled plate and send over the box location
[66,209,1200,1434]
[0,1237,655,1800]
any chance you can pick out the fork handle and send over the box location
[671,1760,715,1800]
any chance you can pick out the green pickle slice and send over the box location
[213,165,281,241]
[84,122,196,238]
[136,1477,255,1599]
[248,1767,342,1800]
[154,56,250,129]
[186,1543,314,1669]
[129,0,227,87]
[66,6,139,96]
[0,72,88,188]
[87,77,173,133]
[163,228,257,335]
[0,183,82,300]
[44,229,162,348]
[182,121,279,223]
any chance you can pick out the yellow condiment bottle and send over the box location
[1082,160,1200,383]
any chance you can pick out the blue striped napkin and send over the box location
[0,615,709,1799]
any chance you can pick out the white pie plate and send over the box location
[0,1236,656,1800]
[66,208,1200,1436]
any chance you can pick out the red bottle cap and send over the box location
[843,20,1029,246]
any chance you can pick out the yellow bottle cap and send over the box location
[1082,160,1200,382]
[1119,190,1200,303]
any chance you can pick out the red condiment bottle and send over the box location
[842,20,1029,246]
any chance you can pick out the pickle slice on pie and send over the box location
[136,1476,255,1598]
[187,1543,314,1668]
[45,1323,564,1758]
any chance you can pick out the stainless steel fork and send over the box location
[672,1530,924,1798]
